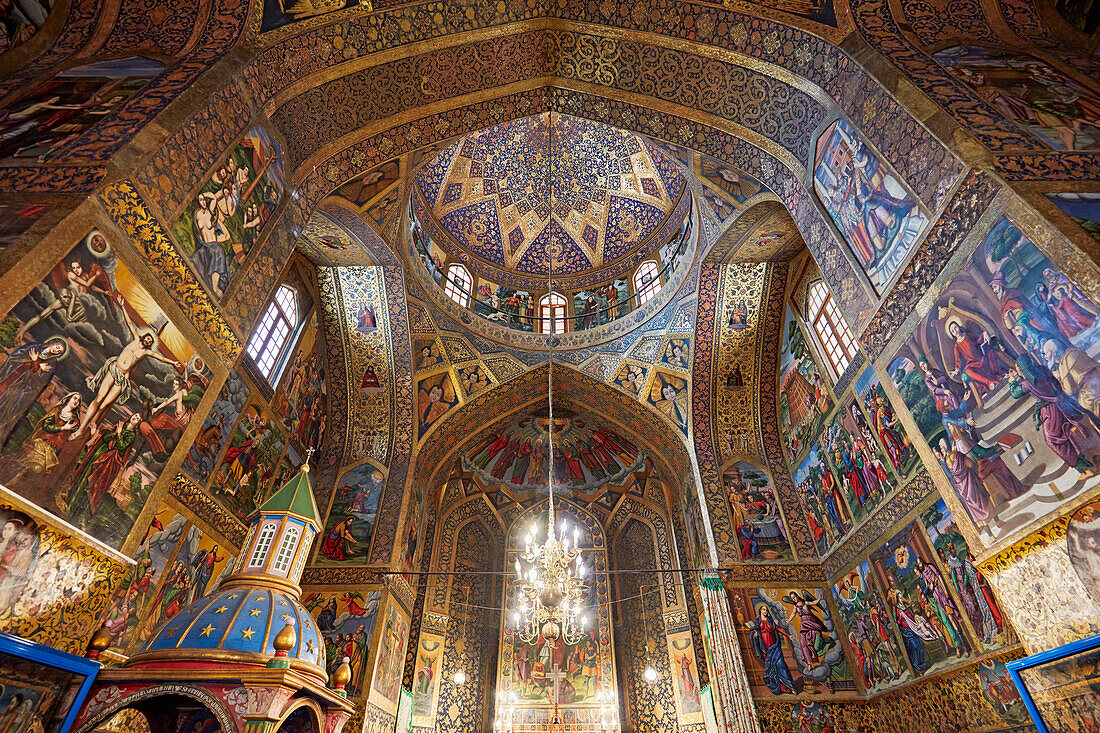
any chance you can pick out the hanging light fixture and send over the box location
[512,111,588,649]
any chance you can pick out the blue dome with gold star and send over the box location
[140,587,324,669]
[125,462,327,680]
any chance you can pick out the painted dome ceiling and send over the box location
[414,113,688,289]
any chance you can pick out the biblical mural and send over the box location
[171,126,285,300]
[273,314,326,455]
[0,0,53,54]
[792,443,848,555]
[209,401,286,521]
[867,521,975,678]
[461,409,643,491]
[831,561,911,693]
[0,230,209,551]
[1067,499,1100,606]
[813,118,928,294]
[372,600,410,705]
[721,462,794,561]
[821,393,895,518]
[304,590,382,699]
[852,366,921,481]
[975,659,1029,725]
[780,307,832,468]
[0,204,45,249]
[411,632,445,721]
[316,461,385,565]
[891,215,1100,545]
[0,56,164,162]
[666,629,702,717]
[738,587,853,697]
[1048,192,1100,245]
[183,369,249,485]
[919,500,1010,652]
[933,46,1100,151]
[1054,0,1100,32]
[260,0,357,33]
[106,505,184,651]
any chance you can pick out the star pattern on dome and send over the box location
[200,624,216,637]
[215,605,228,614]
[416,113,684,280]
[241,627,256,640]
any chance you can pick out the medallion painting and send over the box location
[831,561,911,693]
[647,369,690,437]
[0,0,52,54]
[780,306,833,468]
[721,462,794,562]
[919,500,1010,652]
[933,46,1100,151]
[416,372,457,441]
[813,118,928,294]
[273,314,326,456]
[305,590,381,698]
[736,587,854,697]
[0,57,164,163]
[461,409,644,492]
[0,230,209,551]
[171,126,285,300]
[890,216,1100,545]
[867,521,975,678]
[208,400,286,522]
[316,461,385,565]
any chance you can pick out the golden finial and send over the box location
[303,446,315,473]
[86,622,111,660]
[331,656,352,696]
[273,620,296,658]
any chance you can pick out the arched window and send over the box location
[539,292,567,335]
[247,284,299,383]
[444,264,472,307]
[248,521,278,568]
[271,525,301,575]
[634,261,661,305]
[808,281,857,376]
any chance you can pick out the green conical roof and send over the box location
[258,465,321,529]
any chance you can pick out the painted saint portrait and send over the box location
[779,307,833,468]
[317,461,385,565]
[975,659,1028,724]
[891,216,1100,544]
[172,126,285,301]
[934,46,1100,151]
[304,590,381,698]
[647,370,689,436]
[416,372,457,440]
[0,230,209,550]
[1068,499,1100,607]
[721,462,793,562]
[813,118,928,294]
[372,602,409,704]
[0,56,164,163]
